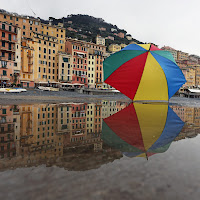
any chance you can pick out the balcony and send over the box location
[0,37,17,43]
[0,46,15,53]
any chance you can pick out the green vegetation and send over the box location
[46,14,142,48]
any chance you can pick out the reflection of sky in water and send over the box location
[0,102,199,171]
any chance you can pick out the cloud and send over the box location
[1,0,199,55]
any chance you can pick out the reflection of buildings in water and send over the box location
[171,105,200,140]
[0,105,16,159]
[0,101,128,171]
[102,101,129,119]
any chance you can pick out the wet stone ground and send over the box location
[0,98,200,200]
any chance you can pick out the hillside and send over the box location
[42,14,142,48]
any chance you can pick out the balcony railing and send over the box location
[0,46,15,52]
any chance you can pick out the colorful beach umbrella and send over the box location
[103,44,186,101]
[102,103,184,159]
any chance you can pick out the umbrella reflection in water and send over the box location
[102,103,184,159]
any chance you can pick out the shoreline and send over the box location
[0,91,200,106]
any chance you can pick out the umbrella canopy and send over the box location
[102,103,184,159]
[103,44,186,101]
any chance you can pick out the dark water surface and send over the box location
[0,101,200,200]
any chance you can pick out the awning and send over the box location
[60,83,73,85]
[75,52,86,55]
[188,89,200,93]
[73,83,84,86]
[21,81,30,83]
[50,81,60,84]
[39,82,48,84]
[0,77,10,81]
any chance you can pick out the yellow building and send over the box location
[86,103,95,134]
[120,43,127,49]
[102,101,117,119]
[57,103,72,135]
[57,52,72,82]
[28,32,59,85]
[182,67,196,87]
[195,66,200,87]
[96,35,105,46]
[108,44,121,53]
[20,41,35,88]
[41,23,65,52]
[88,55,96,88]
[32,104,63,158]
[177,51,189,61]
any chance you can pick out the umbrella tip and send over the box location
[145,152,148,161]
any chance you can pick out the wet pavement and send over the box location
[0,100,200,199]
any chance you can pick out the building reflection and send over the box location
[0,101,128,171]
[171,106,200,140]
[1,102,198,171]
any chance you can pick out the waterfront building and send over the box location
[27,32,59,86]
[0,10,41,38]
[182,67,196,87]
[95,55,103,88]
[20,40,35,88]
[57,52,72,83]
[65,38,88,87]
[0,21,17,86]
[41,23,65,52]
[195,66,200,87]
[87,55,96,88]
[14,27,21,85]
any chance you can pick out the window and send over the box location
[2,41,5,47]
[2,24,5,30]
[4,15,6,19]
[23,25,26,29]
[3,70,7,76]
[2,109,6,114]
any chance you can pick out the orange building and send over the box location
[0,21,17,86]
[20,40,35,88]
[0,105,16,159]
[0,10,41,38]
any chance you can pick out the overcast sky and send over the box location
[1,0,200,55]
